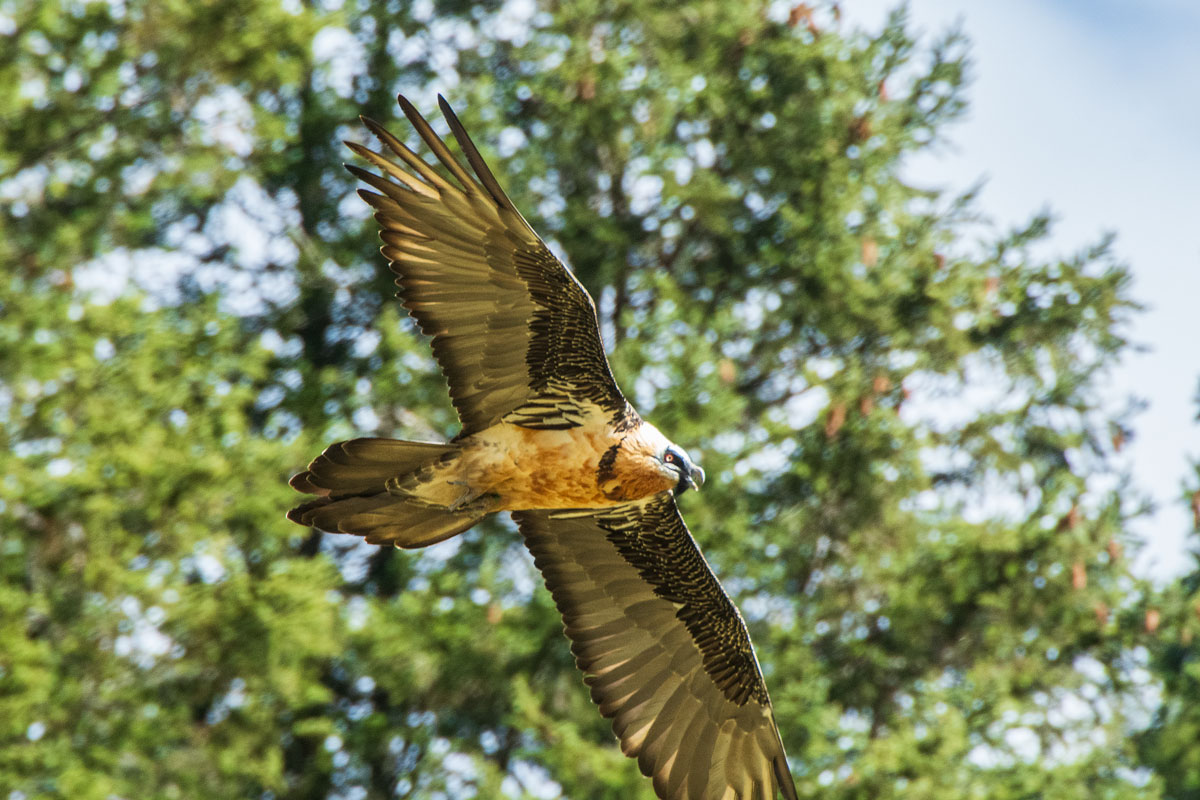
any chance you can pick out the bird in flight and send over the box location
[288,95,798,800]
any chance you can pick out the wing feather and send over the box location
[436,95,522,214]
[514,495,798,800]
[348,96,632,433]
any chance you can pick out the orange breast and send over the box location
[603,454,676,502]
[458,424,672,511]
[459,425,612,510]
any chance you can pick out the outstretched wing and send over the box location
[347,95,631,434]
[514,496,798,800]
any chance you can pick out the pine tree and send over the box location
[1136,379,1200,800]
[0,1,1173,798]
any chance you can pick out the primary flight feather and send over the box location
[288,95,798,800]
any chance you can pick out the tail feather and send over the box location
[288,494,486,548]
[288,437,489,548]
[290,438,454,496]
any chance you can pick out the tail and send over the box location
[287,438,490,548]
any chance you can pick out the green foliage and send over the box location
[0,1,1190,798]
[1135,390,1200,800]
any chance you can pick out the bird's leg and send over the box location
[457,494,501,514]
[445,480,486,511]
[444,481,501,514]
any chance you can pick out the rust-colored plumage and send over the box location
[287,95,796,800]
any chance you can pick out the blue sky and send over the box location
[842,0,1200,579]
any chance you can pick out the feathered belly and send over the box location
[461,424,618,510]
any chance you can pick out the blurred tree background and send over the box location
[2,0,1199,798]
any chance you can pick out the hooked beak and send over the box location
[675,462,705,496]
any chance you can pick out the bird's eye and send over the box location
[663,450,677,464]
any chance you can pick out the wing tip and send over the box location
[360,118,392,148]
[395,93,422,123]
[774,753,799,800]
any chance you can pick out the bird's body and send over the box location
[288,94,798,800]
[400,416,681,511]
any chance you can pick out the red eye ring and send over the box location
[664,452,676,463]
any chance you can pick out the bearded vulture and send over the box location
[288,95,797,800]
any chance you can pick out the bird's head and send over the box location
[633,422,705,497]
[601,422,705,502]
[660,443,705,496]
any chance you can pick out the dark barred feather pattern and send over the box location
[347,96,632,434]
[515,495,797,800]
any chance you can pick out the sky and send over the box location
[838,0,1200,580]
